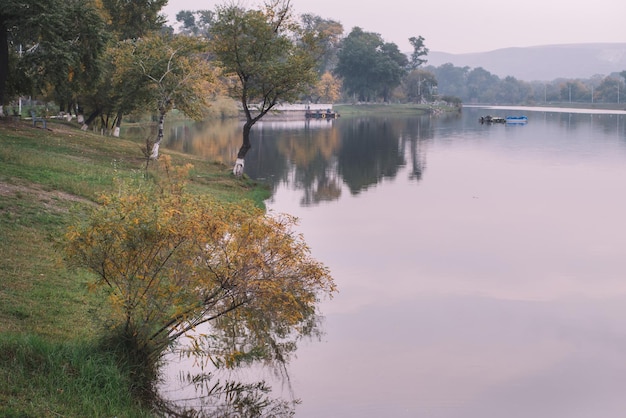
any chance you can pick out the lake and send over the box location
[158,105,626,417]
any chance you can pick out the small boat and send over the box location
[479,115,506,124]
[505,115,528,124]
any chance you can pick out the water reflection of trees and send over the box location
[164,119,243,164]
[156,115,436,206]
[276,122,342,205]
[548,112,625,137]
[338,117,405,193]
[269,115,435,205]
[591,114,625,137]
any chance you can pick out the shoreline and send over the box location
[465,103,626,114]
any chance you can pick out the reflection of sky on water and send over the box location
[265,108,626,417]
[289,294,626,418]
[273,137,626,310]
[160,108,626,417]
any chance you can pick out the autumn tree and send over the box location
[210,0,323,176]
[313,72,342,103]
[64,160,335,392]
[110,34,215,156]
[76,0,173,131]
[300,14,344,74]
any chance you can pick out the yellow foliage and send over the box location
[315,72,342,103]
[63,160,335,365]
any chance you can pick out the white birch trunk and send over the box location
[233,158,245,177]
[150,143,160,159]
[150,112,165,159]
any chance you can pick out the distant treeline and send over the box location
[426,63,626,105]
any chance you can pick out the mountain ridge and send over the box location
[426,43,626,81]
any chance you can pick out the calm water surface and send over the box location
[158,106,626,417]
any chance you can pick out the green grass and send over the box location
[0,189,99,339]
[0,117,267,417]
[0,334,151,418]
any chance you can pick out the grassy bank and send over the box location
[0,117,268,417]
[0,335,153,417]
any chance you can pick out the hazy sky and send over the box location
[162,0,626,54]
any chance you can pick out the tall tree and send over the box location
[408,35,429,70]
[377,42,409,102]
[466,67,499,103]
[335,27,407,102]
[0,0,106,115]
[45,1,109,115]
[594,76,624,103]
[70,0,169,131]
[111,34,215,158]
[0,0,35,114]
[335,27,381,102]
[300,14,343,74]
[175,10,215,37]
[100,0,167,40]
[210,0,322,176]
[428,63,469,98]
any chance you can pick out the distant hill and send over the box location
[426,43,626,81]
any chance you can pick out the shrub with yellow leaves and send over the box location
[63,160,335,378]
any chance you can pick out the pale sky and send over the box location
[162,0,626,54]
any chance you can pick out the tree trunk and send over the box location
[0,21,8,114]
[81,108,100,131]
[75,103,84,124]
[113,111,123,137]
[233,121,253,177]
[150,111,165,160]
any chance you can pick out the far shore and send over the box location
[266,102,626,119]
[465,102,626,114]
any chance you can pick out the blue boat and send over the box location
[505,115,528,124]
